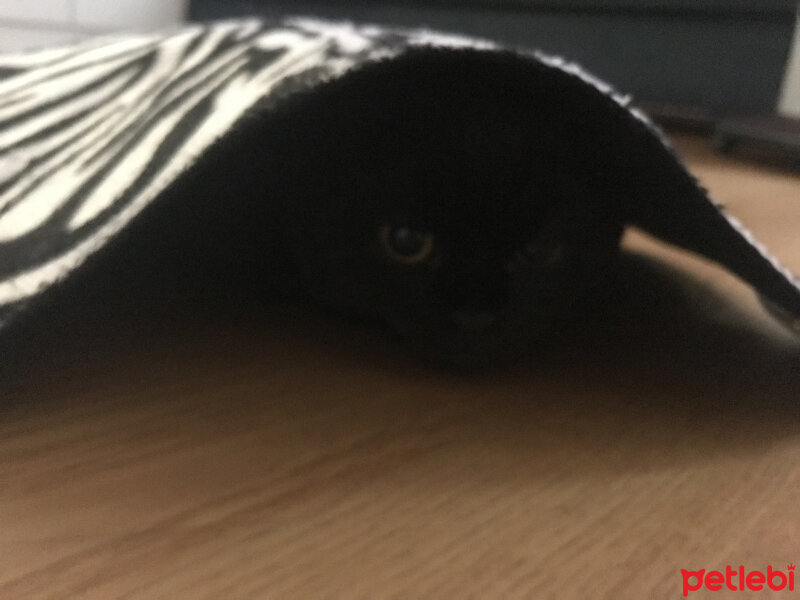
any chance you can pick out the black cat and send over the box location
[264,50,625,365]
[4,48,798,368]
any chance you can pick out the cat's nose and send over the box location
[442,269,507,330]
[449,308,497,330]
[444,283,506,330]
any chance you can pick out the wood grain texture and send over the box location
[1,135,799,599]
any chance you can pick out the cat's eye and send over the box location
[379,225,435,265]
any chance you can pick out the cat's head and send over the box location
[276,50,623,366]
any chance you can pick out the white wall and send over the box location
[0,0,187,52]
[779,12,800,118]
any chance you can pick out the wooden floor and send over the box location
[1,135,799,599]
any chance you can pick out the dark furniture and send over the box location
[190,1,798,114]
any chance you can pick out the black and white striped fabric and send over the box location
[0,18,401,329]
[1,17,799,338]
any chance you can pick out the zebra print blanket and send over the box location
[1,18,799,342]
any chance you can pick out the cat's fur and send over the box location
[266,50,625,365]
